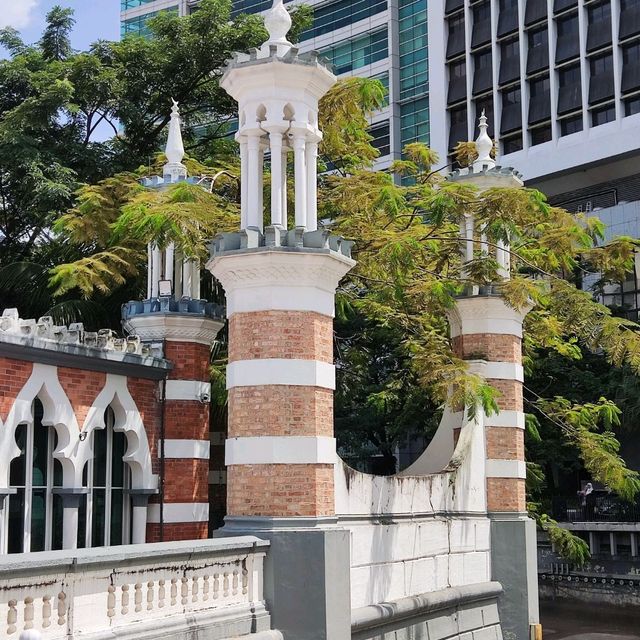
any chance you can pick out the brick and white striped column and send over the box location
[210,249,354,521]
[449,295,530,514]
[126,314,223,541]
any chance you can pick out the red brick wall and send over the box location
[58,368,106,428]
[0,357,33,420]
[227,464,334,517]
[164,342,210,380]
[146,522,208,542]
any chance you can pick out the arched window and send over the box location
[7,400,64,553]
[77,407,131,548]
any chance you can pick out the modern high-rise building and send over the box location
[121,0,640,317]
[120,0,428,169]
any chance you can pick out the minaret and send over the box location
[447,117,540,640]
[123,101,225,544]
[208,3,354,637]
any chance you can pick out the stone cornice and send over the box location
[125,314,224,346]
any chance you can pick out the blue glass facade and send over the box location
[319,30,388,75]
[121,7,179,38]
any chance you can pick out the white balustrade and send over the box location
[0,538,268,640]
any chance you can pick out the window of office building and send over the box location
[303,0,387,39]
[475,96,495,136]
[530,124,552,145]
[588,1,611,24]
[121,7,179,38]
[625,95,640,116]
[399,0,428,100]
[501,86,522,133]
[591,102,616,125]
[556,12,580,62]
[623,42,640,65]
[231,0,287,16]
[77,408,131,549]
[370,122,392,157]
[121,0,157,9]
[590,51,613,76]
[320,30,388,75]
[401,97,430,148]
[447,12,466,57]
[7,401,63,554]
[560,113,583,135]
[502,133,523,153]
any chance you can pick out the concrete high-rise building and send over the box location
[120,0,428,170]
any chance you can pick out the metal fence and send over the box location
[552,495,640,522]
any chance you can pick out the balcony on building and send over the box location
[619,0,640,39]
[473,50,493,94]
[589,52,615,103]
[498,0,519,36]
[586,1,613,52]
[527,26,550,74]
[554,0,578,14]
[447,13,466,58]
[525,0,548,26]
[448,60,468,104]
[500,39,521,85]
[472,2,492,48]
[556,12,580,62]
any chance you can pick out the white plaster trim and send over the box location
[467,360,524,382]
[226,359,335,390]
[225,436,337,465]
[147,502,209,524]
[484,410,525,429]
[209,251,355,318]
[163,439,210,460]
[125,314,223,345]
[447,296,531,338]
[165,380,211,401]
[486,459,527,479]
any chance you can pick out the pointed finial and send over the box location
[164,99,187,182]
[473,110,495,172]
[263,0,292,50]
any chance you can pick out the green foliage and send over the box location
[537,513,591,567]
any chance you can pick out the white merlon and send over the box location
[162,439,210,460]
[226,359,335,390]
[147,502,209,524]
[165,380,211,402]
[485,459,527,480]
[226,436,337,465]
[467,361,524,383]
[484,410,525,429]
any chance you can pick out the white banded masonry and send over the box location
[226,359,335,390]
[162,439,210,460]
[226,436,337,465]
[467,361,524,383]
[485,459,527,479]
[147,502,209,524]
[484,410,525,429]
[165,380,211,402]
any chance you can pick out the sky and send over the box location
[0,0,120,53]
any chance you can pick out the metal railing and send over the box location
[552,495,640,522]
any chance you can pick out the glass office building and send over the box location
[120,0,430,167]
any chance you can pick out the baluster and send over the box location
[8,600,17,634]
[191,577,199,603]
[223,572,230,598]
[242,569,249,596]
[181,578,188,606]
[213,574,220,600]
[134,583,142,613]
[42,596,51,628]
[170,579,177,606]
[203,576,210,601]
[24,597,34,630]
[147,582,154,611]
[57,593,66,626]
[121,585,130,615]
[232,570,239,596]
[107,586,116,619]
[158,580,166,608]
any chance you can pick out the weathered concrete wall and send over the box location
[539,576,640,608]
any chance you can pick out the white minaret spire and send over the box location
[472,110,496,172]
[263,0,293,53]
[163,99,188,182]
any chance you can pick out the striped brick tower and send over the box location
[123,101,225,542]
[208,3,354,638]
[447,114,540,640]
